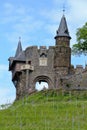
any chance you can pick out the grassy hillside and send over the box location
[0,89,87,130]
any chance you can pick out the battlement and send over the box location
[76,65,83,68]
[75,65,84,74]
[8,14,73,100]
[26,45,54,50]
[40,46,47,49]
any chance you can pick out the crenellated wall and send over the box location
[9,14,87,100]
[60,65,87,89]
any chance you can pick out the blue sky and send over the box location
[0,0,87,105]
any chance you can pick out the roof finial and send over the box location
[15,37,22,57]
[62,4,65,15]
[19,36,21,42]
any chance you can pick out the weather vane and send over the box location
[63,4,65,15]
[19,36,21,41]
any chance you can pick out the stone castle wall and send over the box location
[14,46,56,99]
[14,43,72,99]
[9,14,87,100]
[61,66,87,90]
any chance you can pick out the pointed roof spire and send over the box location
[15,37,22,57]
[55,15,71,39]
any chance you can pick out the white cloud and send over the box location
[0,78,15,105]
[1,2,46,48]
[0,65,8,79]
[0,87,15,105]
[40,9,61,23]
[67,0,87,24]
[0,65,8,71]
[1,0,87,46]
[3,2,14,15]
[0,77,16,105]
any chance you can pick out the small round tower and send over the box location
[54,15,71,74]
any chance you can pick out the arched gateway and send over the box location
[34,75,54,90]
[8,15,71,100]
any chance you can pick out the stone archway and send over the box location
[35,81,48,91]
[33,75,53,90]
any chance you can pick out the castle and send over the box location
[8,15,87,100]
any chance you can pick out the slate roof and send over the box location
[15,39,22,57]
[14,51,26,62]
[14,39,26,61]
[8,40,26,70]
[55,15,71,39]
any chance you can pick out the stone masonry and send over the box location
[8,15,87,100]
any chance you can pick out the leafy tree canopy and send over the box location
[72,22,87,55]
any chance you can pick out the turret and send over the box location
[54,15,71,74]
[55,15,71,47]
[8,38,26,82]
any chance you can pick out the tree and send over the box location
[72,22,87,55]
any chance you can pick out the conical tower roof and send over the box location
[15,38,22,57]
[55,15,71,39]
[8,38,26,70]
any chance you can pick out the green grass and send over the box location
[0,89,87,130]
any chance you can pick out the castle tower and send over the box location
[8,14,72,99]
[8,39,26,99]
[54,15,71,73]
[54,15,71,88]
[55,15,71,46]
